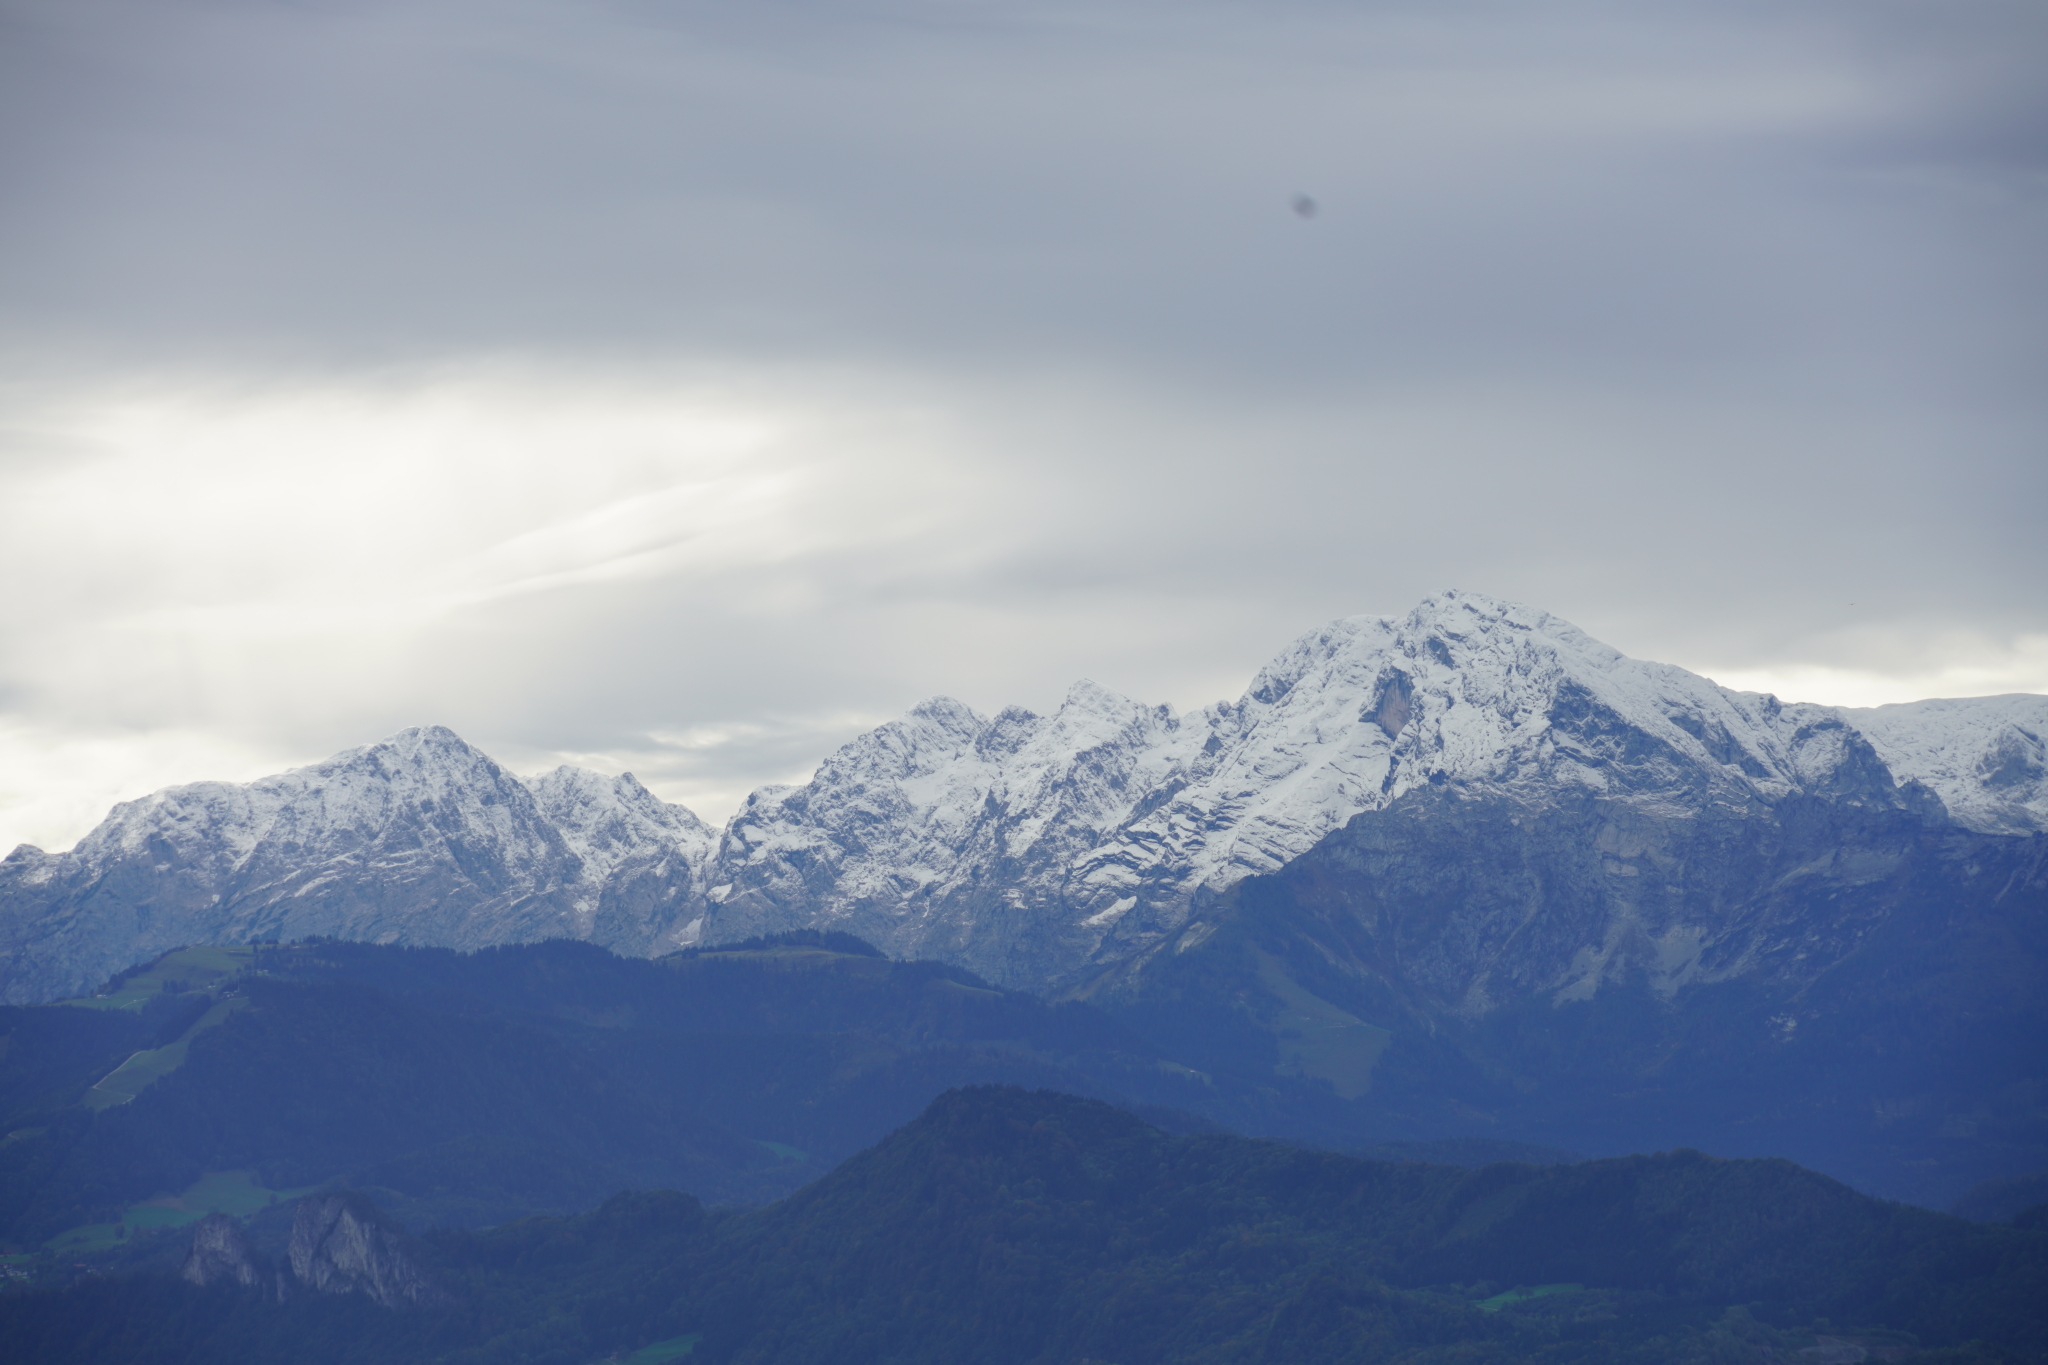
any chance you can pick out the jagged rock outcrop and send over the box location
[526,765,718,951]
[179,1196,450,1308]
[180,1211,265,1290]
[2,591,2042,1006]
[287,1192,448,1309]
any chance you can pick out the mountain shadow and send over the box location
[1093,784,2048,1208]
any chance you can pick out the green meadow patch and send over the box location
[43,1169,312,1253]
[125,1169,303,1228]
[83,995,249,1109]
[1473,1283,1584,1312]
[43,1221,127,1254]
[613,1334,701,1363]
[65,946,256,1012]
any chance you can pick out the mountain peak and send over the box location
[293,725,510,794]
[1059,678,1134,710]
[1391,584,1514,623]
[376,723,485,757]
[906,695,987,727]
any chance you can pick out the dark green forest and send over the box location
[1,934,1578,1252]
[3,939,2043,1364]
[0,934,1231,1246]
[3,1087,2043,1364]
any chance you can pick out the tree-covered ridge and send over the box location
[3,1088,2043,1365]
[690,1088,2046,1363]
[0,936,1240,1250]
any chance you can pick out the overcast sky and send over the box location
[2,0,2043,852]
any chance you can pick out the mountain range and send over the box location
[2,590,2044,1204]
[4,590,2042,1006]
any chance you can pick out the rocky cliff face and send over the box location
[2,591,2042,1009]
[178,1195,448,1309]
[288,1192,447,1309]
[180,1211,266,1291]
[1115,781,2048,1204]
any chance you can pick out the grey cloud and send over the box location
[0,0,2042,840]
[2,0,2036,377]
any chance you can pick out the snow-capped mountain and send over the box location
[2,590,2042,1006]
[0,728,715,1004]
[693,590,2045,988]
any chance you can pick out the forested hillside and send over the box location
[2,1088,2041,1364]
[0,935,1258,1249]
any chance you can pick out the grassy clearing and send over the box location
[44,1169,314,1253]
[83,995,249,1110]
[1473,1283,1584,1312]
[752,1139,810,1162]
[615,1334,701,1363]
[43,1221,127,1254]
[63,945,256,1011]
[1253,949,1392,1101]
[669,946,892,978]
[125,1170,293,1229]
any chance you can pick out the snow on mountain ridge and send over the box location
[524,766,717,887]
[692,590,1942,983]
[60,725,561,896]
[5,591,2043,1006]
[701,685,1209,935]
[1070,593,1851,893]
[0,726,716,1002]
[1844,694,2048,835]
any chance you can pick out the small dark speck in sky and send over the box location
[1291,193,1318,219]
